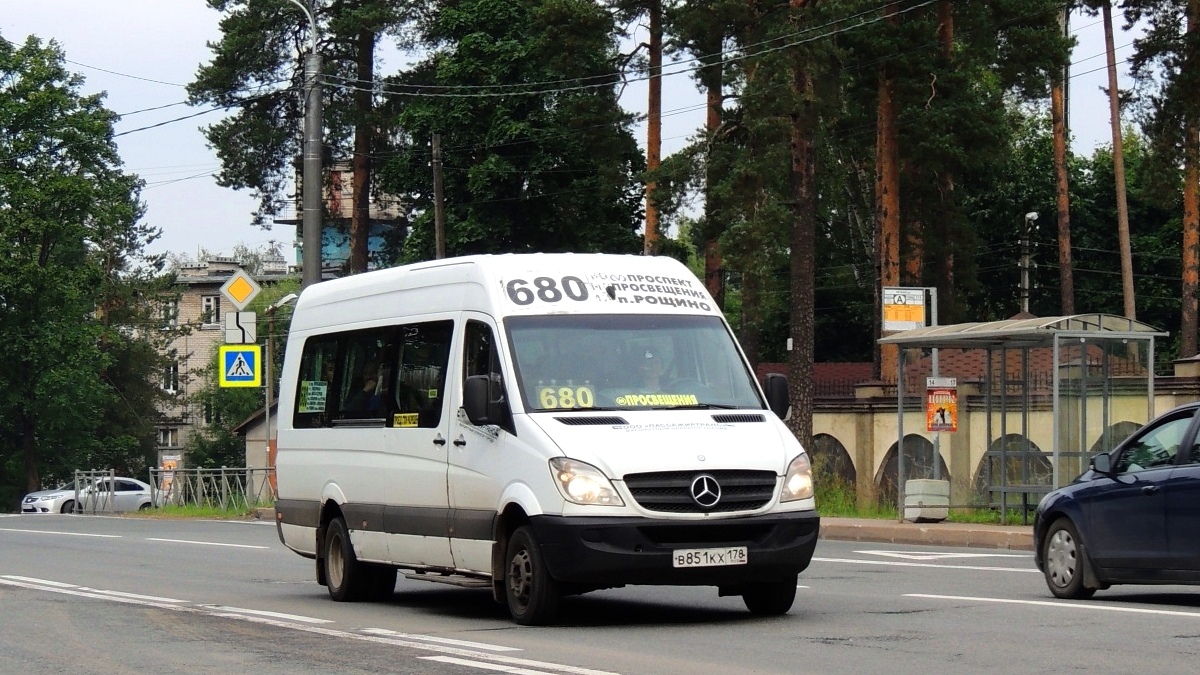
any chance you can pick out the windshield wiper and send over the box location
[650,403,741,410]
[537,406,625,412]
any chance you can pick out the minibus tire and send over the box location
[325,517,368,601]
[505,526,560,625]
[742,576,797,616]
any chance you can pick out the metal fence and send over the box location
[148,467,276,511]
[72,469,118,514]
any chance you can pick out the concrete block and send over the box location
[904,478,950,522]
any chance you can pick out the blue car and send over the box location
[1033,401,1200,599]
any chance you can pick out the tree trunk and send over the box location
[21,404,38,494]
[643,0,663,255]
[1053,7,1075,315]
[786,2,817,452]
[1183,121,1199,357]
[702,53,725,308]
[740,271,762,372]
[934,0,955,321]
[1181,0,1199,358]
[876,2,901,383]
[348,28,376,275]
[1104,2,1135,319]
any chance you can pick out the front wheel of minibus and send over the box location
[505,526,561,625]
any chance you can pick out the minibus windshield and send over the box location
[505,314,763,412]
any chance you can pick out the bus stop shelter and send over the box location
[878,313,1166,522]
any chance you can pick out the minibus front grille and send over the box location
[711,413,765,424]
[554,416,628,426]
[622,470,777,513]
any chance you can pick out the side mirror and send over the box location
[463,374,510,428]
[463,375,492,425]
[1091,452,1112,474]
[764,373,790,420]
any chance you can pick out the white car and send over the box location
[21,477,157,514]
[20,483,79,514]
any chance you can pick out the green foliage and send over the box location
[377,0,644,260]
[189,0,408,225]
[0,36,164,505]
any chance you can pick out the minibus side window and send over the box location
[394,320,453,428]
[293,337,339,428]
[338,330,394,420]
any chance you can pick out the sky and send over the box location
[4,2,1142,261]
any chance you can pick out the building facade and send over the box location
[156,256,291,469]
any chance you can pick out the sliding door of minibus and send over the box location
[379,318,456,568]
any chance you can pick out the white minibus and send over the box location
[274,253,819,624]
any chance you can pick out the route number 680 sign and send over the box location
[506,276,589,305]
[539,386,594,409]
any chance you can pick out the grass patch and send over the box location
[813,474,898,519]
[129,502,267,520]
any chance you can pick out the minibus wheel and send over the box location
[505,526,560,625]
[325,516,368,601]
[742,575,797,615]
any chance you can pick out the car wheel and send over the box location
[60,500,74,514]
[138,502,151,511]
[742,575,798,616]
[324,517,370,602]
[505,526,560,625]
[1043,518,1096,600]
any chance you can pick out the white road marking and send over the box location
[858,550,1028,561]
[421,655,558,674]
[145,537,270,549]
[2,575,621,675]
[81,588,186,603]
[0,528,119,538]
[362,628,521,651]
[2,575,78,587]
[814,556,1040,573]
[201,605,332,624]
[909,593,1200,618]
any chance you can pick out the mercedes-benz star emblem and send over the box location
[690,474,721,508]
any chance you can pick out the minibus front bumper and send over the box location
[528,510,820,587]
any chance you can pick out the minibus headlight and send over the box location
[549,458,624,506]
[781,453,814,502]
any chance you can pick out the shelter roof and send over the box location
[878,313,1166,350]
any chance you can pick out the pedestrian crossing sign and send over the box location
[219,345,261,388]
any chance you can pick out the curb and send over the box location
[819,517,1034,551]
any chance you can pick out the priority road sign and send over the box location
[219,269,262,310]
[219,345,261,388]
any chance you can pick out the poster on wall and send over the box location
[926,377,957,432]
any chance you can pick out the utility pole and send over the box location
[433,133,446,259]
[288,0,323,288]
[1104,2,1136,320]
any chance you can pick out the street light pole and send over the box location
[286,0,323,289]
[1021,212,1039,314]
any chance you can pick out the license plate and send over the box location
[672,546,748,568]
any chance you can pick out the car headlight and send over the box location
[781,453,814,502]
[549,458,624,506]
[39,495,60,502]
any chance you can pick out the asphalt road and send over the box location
[2,514,1198,675]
